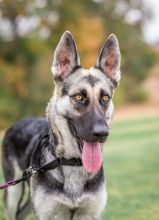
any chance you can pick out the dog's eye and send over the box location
[74,95,83,102]
[102,95,109,102]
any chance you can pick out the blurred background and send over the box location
[0,0,159,220]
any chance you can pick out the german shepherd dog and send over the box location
[2,31,121,220]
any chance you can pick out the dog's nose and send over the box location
[92,124,109,140]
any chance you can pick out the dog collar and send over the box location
[32,157,82,172]
[30,133,83,171]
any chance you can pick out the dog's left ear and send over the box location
[51,31,80,81]
[96,34,121,87]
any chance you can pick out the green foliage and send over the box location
[129,87,149,103]
[0,0,158,128]
[0,38,50,129]
[95,1,157,104]
[113,81,127,106]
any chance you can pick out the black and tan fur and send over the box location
[2,31,121,220]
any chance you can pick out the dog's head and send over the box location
[51,31,121,173]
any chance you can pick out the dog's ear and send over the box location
[96,34,121,87]
[51,31,80,81]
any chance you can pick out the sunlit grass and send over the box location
[0,116,159,220]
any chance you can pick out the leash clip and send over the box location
[23,166,37,179]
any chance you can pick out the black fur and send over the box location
[83,75,99,87]
[2,118,48,180]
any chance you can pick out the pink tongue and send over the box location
[82,141,102,173]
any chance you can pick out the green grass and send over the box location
[0,116,159,220]
[102,116,159,220]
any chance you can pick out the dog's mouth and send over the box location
[82,141,102,174]
[76,138,103,174]
[67,118,105,174]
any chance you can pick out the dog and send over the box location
[2,31,121,220]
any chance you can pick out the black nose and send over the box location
[92,124,109,141]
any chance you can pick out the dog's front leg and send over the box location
[72,215,101,220]
[72,184,107,220]
[72,207,102,220]
[31,187,72,220]
[34,208,72,220]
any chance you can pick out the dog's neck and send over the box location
[46,97,81,159]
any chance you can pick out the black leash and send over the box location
[0,134,82,190]
[0,157,82,190]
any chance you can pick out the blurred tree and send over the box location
[0,0,57,127]
[77,0,157,104]
[0,0,157,129]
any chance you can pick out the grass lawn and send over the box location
[0,116,159,220]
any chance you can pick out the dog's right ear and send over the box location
[51,31,80,81]
[95,34,121,87]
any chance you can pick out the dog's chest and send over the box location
[32,166,93,206]
[31,164,106,219]
[62,166,89,197]
[32,175,107,220]
[42,147,90,197]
